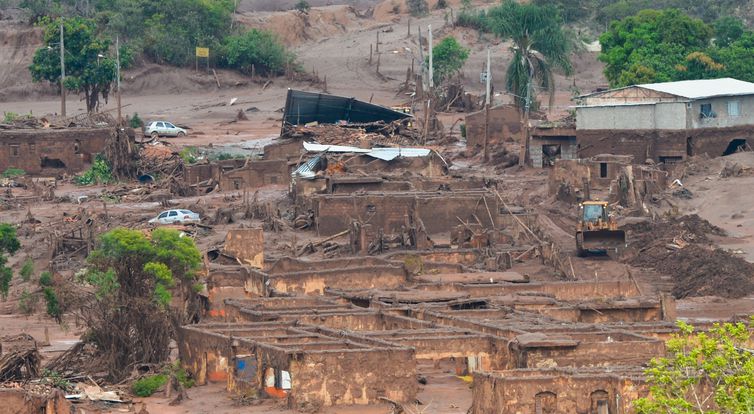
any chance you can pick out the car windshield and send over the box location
[166,123,175,128]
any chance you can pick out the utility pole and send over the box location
[483,48,491,163]
[116,35,122,126]
[60,19,66,118]
[427,24,433,89]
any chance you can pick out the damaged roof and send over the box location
[579,77,754,101]
[303,141,431,161]
[282,89,412,126]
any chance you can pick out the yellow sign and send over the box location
[195,47,209,58]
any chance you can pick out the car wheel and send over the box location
[177,131,186,137]
[151,131,159,139]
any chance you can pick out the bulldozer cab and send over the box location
[582,202,607,224]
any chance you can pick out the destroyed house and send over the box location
[576,78,754,163]
[281,89,412,127]
[0,127,111,174]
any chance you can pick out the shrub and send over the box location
[132,374,168,397]
[2,112,18,123]
[74,154,113,185]
[19,259,33,282]
[436,0,447,9]
[294,0,310,13]
[43,287,61,321]
[2,168,26,178]
[222,29,293,76]
[130,113,143,129]
[39,271,53,287]
[407,0,429,17]
[18,289,38,315]
[179,147,198,164]
[460,123,467,138]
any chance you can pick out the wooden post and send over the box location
[251,64,255,81]
[407,18,411,38]
[369,44,373,64]
[376,52,381,74]
[376,31,380,53]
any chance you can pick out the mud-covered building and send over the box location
[0,127,111,174]
[576,78,754,163]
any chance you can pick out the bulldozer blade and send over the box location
[582,230,626,249]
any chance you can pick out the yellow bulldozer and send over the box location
[575,200,626,257]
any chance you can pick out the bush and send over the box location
[460,123,466,138]
[222,29,293,76]
[129,113,143,129]
[179,147,198,164]
[436,0,447,9]
[18,289,38,315]
[2,168,26,178]
[456,9,490,31]
[294,0,310,13]
[407,0,429,17]
[39,271,53,287]
[43,287,61,321]
[132,374,168,397]
[2,112,18,123]
[19,259,33,282]
[74,154,113,185]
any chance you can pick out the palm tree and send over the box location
[487,1,573,165]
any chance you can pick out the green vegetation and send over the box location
[294,0,310,13]
[18,0,296,78]
[19,258,33,282]
[2,168,26,178]
[0,224,20,300]
[39,270,53,287]
[428,37,469,85]
[43,287,61,321]
[599,10,754,87]
[30,17,117,113]
[78,228,202,380]
[18,289,38,315]
[129,112,143,128]
[75,154,113,185]
[132,374,168,397]
[407,0,429,17]
[634,319,754,413]
[179,147,198,164]
[222,29,292,76]
[2,112,18,123]
[488,0,573,110]
[41,369,72,390]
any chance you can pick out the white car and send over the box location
[149,209,201,225]
[144,121,187,138]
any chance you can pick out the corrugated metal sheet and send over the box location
[292,155,322,180]
[282,89,412,126]
[303,142,431,161]
[638,78,754,100]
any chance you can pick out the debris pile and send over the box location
[283,119,421,147]
[623,215,754,298]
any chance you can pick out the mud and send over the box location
[623,215,754,299]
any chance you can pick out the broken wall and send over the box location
[0,127,111,174]
[470,370,646,414]
[465,105,522,149]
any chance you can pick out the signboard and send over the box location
[195,47,209,58]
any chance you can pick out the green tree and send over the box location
[76,228,201,380]
[0,224,20,299]
[29,16,117,113]
[222,29,292,76]
[599,9,713,87]
[634,319,754,414]
[487,0,573,110]
[714,16,745,48]
[428,36,469,85]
